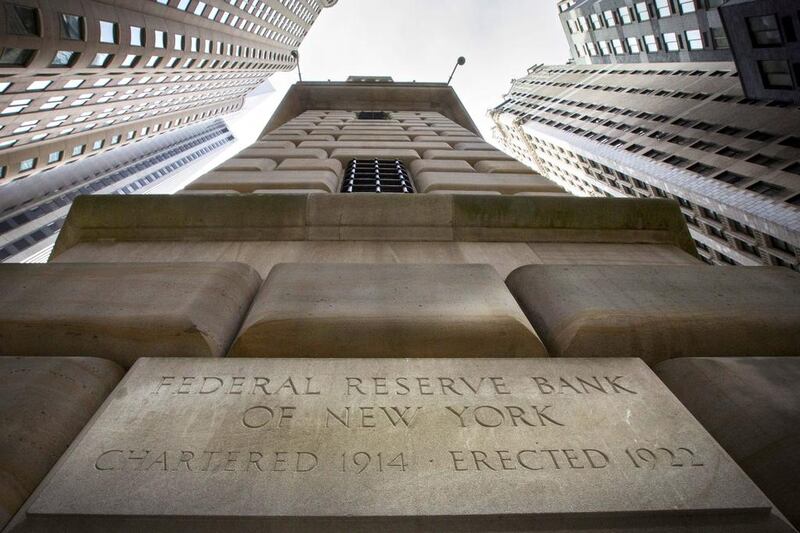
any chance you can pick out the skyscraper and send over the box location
[490,62,800,269]
[0,0,337,184]
[0,77,798,532]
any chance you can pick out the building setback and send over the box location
[0,0,337,184]
[490,62,800,269]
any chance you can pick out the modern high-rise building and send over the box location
[490,62,800,269]
[0,77,799,532]
[0,117,234,263]
[558,0,731,65]
[0,0,337,184]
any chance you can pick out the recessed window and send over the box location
[635,2,650,21]
[783,162,800,176]
[758,60,793,89]
[745,130,775,142]
[19,157,36,172]
[60,13,83,40]
[99,20,118,43]
[63,79,83,89]
[0,47,34,66]
[687,162,715,176]
[90,52,113,67]
[93,77,111,87]
[663,32,680,51]
[72,144,85,156]
[747,15,782,47]
[154,30,166,49]
[5,4,39,36]
[130,25,144,46]
[746,153,782,167]
[685,29,703,50]
[26,80,51,91]
[643,34,659,52]
[177,0,190,10]
[121,54,140,67]
[48,150,63,163]
[627,37,641,53]
[190,37,199,52]
[194,1,206,15]
[51,50,79,67]
[92,139,104,150]
[126,131,135,140]
[655,0,671,17]
[678,0,696,14]
[145,55,162,67]
[747,180,785,197]
[166,56,179,67]
[341,159,414,193]
[174,34,184,50]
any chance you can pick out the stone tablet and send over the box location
[22,358,790,532]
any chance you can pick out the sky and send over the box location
[251,0,570,143]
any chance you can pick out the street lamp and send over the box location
[290,50,302,82]
[447,56,466,85]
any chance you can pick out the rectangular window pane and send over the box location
[655,0,672,17]
[759,60,793,89]
[130,26,144,46]
[663,32,680,51]
[686,29,703,50]
[747,15,782,47]
[60,13,83,40]
[6,4,39,36]
[635,2,650,20]
[99,20,117,44]
[0,47,34,66]
[679,0,696,14]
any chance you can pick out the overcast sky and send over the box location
[258,0,570,141]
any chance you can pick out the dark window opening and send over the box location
[5,4,39,36]
[340,159,415,194]
[356,111,390,120]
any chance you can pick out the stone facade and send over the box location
[0,79,799,532]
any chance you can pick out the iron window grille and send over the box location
[340,159,415,193]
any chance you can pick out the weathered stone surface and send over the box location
[329,148,420,164]
[18,357,790,532]
[229,263,545,358]
[0,356,123,529]
[186,170,339,193]
[0,262,262,367]
[474,160,536,174]
[237,148,327,161]
[414,172,565,195]
[423,149,515,164]
[215,158,277,172]
[277,158,343,176]
[409,159,475,175]
[505,265,800,364]
[655,357,800,527]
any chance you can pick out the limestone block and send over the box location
[505,265,800,365]
[276,158,343,176]
[236,148,327,161]
[474,160,534,174]
[229,263,546,358]
[341,125,404,131]
[655,357,800,527]
[338,134,411,141]
[306,194,453,241]
[428,190,502,195]
[248,141,295,149]
[0,356,123,529]
[298,141,450,151]
[215,158,276,172]
[0,262,262,367]
[412,135,480,143]
[16,357,792,532]
[258,132,304,139]
[329,148,420,165]
[409,159,475,175]
[186,170,339,193]
[176,189,240,195]
[415,172,565,195]
[453,142,496,151]
[262,134,334,142]
[253,189,329,195]
[422,150,514,164]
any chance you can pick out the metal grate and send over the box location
[356,111,391,120]
[340,159,415,193]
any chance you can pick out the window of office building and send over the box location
[644,34,659,52]
[710,27,729,49]
[340,159,415,194]
[19,157,36,172]
[154,30,166,49]
[635,2,651,21]
[663,32,680,51]
[48,150,63,163]
[611,39,625,54]
[747,15,782,47]
[758,60,793,89]
[5,4,39,36]
[627,37,642,53]
[655,0,672,17]
[618,7,633,24]
[747,180,785,197]
[603,10,616,26]
[678,0,696,14]
[131,26,144,46]
[590,13,603,29]
[72,144,85,156]
[90,52,113,67]
[685,29,703,50]
[51,50,79,67]
[99,20,118,43]
[59,13,83,40]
